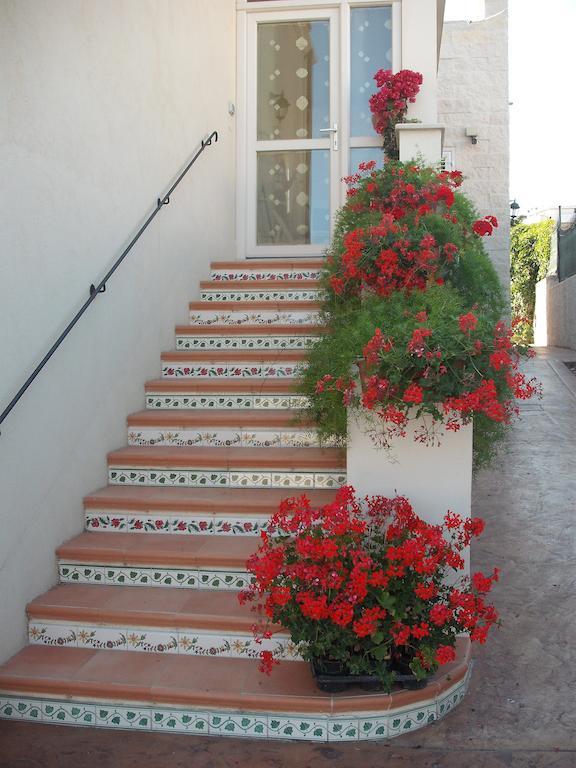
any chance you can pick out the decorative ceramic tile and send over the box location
[58,563,107,584]
[176,336,318,351]
[358,716,389,740]
[42,701,95,725]
[210,270,322,282]
[96,706,151,729]
[76,626,129,651]
[437,682,466,719]
[28,622,78,647]
[0,697,42,722]
[161,363,303,378]
[386,704,437,737]
[108,469,229,488]
[198,570,252,590]
[208,713,268,738]
[58,563,198,588]
[267,716,328,741]
[177,632,298,661]
[200,289,322,303]
[146,395,255,409]
[125,427,323,450]
[109,466,342,490]
[327,718,360,741]
[86,512,268,537]
[189,311,321,326]
[152,710,209,733]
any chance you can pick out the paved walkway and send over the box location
[1,347,575,768]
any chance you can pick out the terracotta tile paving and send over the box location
[2,349,576,767]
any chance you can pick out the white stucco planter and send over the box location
[395,122,445,164]
[347,411,472,574]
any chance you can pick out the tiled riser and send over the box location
[108,468,347,489]
[28,623,299,662]
[210,271,322,282]
[161,364,305,378]
[127,428,333,449]
[176,336,319,351]
[58,563,251,590]
[85,512,269,536]
[145,395,310,410]
[0,671,470,740]
[189,311,321,326]
[200,291,322,302]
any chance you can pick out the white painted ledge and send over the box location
[347,411,472,574]
[395,123,445,164]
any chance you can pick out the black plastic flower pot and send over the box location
[310,659,383,693]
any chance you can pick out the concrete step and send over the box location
[26,584,297,662]
[107,445,346,490]
[144,378,309,410]
[199,280,322,303]
[83,485,337,536]
[175,324,322,351]
[189,301,321,327]
[160,349,308,378]
[0,642,471,740]
[125,409,333,449]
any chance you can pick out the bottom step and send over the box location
[0,640,471,741]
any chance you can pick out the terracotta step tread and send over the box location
[211,259,324,270]
[127,410,313,428]
[107,446,346,469]
[57,532,257,568]
[84,486,337,514]
[0,642,469,713]
[145,378,301,393]
[161,350,309,362]
[200,280,321,290]
[189,301,322,311]
[27,585,262,632]
[176,325,323,336]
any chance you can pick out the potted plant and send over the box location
[239,486,499,692]
[369,68,423,159]
[302,155,541,470]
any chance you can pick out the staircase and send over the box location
[0,259,470,741]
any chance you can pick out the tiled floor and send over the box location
[2,348,575,766]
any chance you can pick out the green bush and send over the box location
[510,220,554,343]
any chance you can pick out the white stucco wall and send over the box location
[534,275,576,350]
[0,0,236,662]
[438,0,510,294]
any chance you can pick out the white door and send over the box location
[239,3,399,259]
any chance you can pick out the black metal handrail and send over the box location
[0,130,218,431]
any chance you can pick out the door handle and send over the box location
[319,122,338,151]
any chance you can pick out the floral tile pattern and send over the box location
[210,270,322,282]
[268,716,328,741]
[189,311,321,326]
[161,363,305,378]
[28,621,299,661]
[127,427,326,449]
[208,713,268,738]
[86,512,269,536]
[152,710,210,733]
[144,394,310,410]
[58,563,199,588]
[176,335,319,351]
[108,467,346,490]
[386,704,437,737]
[200,289,322,303]
[96,706,151,729]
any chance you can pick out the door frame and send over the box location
[235,0,401,259]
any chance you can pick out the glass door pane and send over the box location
[251,14,336,252]
[347,6,393,173]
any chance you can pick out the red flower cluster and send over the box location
[332,164,465,298]
[240,487,499,683]
[472,215,498,237]
[369,69,423,135]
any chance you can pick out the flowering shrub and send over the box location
[369,69,423,158]
[301,155,541,468]
[240,486,499,687]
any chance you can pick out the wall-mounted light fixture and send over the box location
[465,127,478,145]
